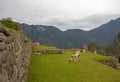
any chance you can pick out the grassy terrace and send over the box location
[32,45,58,52]
[26,46,120,82]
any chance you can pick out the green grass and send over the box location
[6,27,21,34]
[26,51,120,82]
[32,45,58,52]
[0,23,21,35]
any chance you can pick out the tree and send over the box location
[1,18,20,31]
[104,44,118,56]
[88,41,99,52]
[114,31,120,47]
[103,31,120,62]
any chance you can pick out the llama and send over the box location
[69,50,81,62]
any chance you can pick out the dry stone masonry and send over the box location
[98,57,119,70]
[37,50,64,54]
[0,24,32,82]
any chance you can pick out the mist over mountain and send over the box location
[19,17,120,48]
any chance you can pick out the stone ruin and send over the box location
[35,50,64,54]
[32,42,40,48]
[98,57,119,70]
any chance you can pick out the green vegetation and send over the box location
[88,41,99,52]
[26,50,120,82]
[0,18,20,31]
[32,45,58,52]
[101,31,120,62]
[104,44,118,56]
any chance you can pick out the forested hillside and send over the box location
[19,17,120,48]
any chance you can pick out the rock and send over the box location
[0,33,7,43]
[98,58,119,70]
[0,24,4,32]
[0,24,32,82]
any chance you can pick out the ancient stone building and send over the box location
[32,42,40,47]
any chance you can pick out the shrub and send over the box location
[1,18,20,31]
[88,41,99,52]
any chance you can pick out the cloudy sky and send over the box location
[0,0,120,31]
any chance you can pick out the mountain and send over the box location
[64,29,91,48]
[19,17,120,48]
[89,18,120,46]
[20,24,74,48]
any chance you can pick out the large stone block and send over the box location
[0,33,7,42]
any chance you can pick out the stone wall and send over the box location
[36,50,64,54]
[98,57,119,70]
[0,24,32,82]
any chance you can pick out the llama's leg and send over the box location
[78,55,80,62]
[76,56,78,62]
[69,58,71,62]
[75,57,77,62]
[73,57,75,62]
[78,56,79,61]
[69,57,73,62]
[77,56,79,62]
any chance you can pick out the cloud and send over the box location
[41,13,120,31]
[0,0,120,30]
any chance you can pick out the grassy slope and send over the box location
[26,48,120,82]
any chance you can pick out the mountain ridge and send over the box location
[19,17,120,48]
